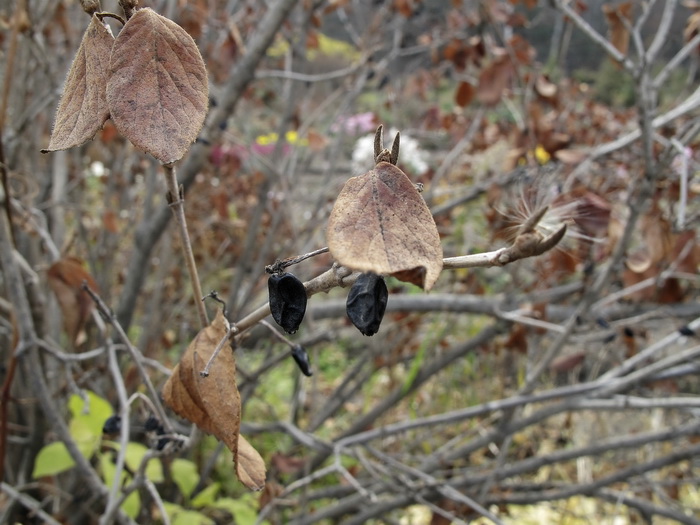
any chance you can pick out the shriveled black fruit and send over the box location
[346,273,388,336]
[144,416,169,450]
[102,415,122,435]
[268,273,307,334]
[291,344,313,377]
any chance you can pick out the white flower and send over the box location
[351,128,429,175]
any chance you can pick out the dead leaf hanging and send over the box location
[603,2,633,58]
[44,15,114,152]
[46,256,99,346]
[327,126,443,290]
[107,7,209,164]
[162,310,266,490]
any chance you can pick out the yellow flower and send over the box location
[535,144,551,164]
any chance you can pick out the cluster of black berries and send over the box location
[268,271,389,374]
[102,414,170,451]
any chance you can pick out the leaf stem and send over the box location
[164,164,209,328]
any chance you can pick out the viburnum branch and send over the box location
[236,215,567,337]
[164,164,209,328]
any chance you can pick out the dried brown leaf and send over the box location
[107,8,209,164]
[162,311,266,489]
[477,54,513,106]
[603,2,633,57]
[237,434,266,491]
[327,161,443,290]
[46,257,98,345]
[44,15,113,152]
[455,81,475,107]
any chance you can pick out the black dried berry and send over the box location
[678,325,695,336]
[346,273,388,336]
[144,415,162,433]
[291,344,313,377]
[268,273,307,334]
[102,415,122,435]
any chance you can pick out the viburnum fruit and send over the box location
[346,273,388,336]
[268,273,307,334]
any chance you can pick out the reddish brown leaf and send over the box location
[327,158,443,290]
[455,81,475,107]
[477,54,513,106]
[44,15,113,152]
[550,352,586,373]
[107,8,209,164]
[554,148,587,164]
[46,257,98,345]
[603,2,633,58]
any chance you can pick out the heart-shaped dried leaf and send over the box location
[107,8,208,164]
[327,161,443,290]
[44,15,113,152]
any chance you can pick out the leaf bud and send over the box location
[268,273,307,334]
[346,273,388,336]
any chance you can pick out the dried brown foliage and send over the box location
[44,15,113,152]
[163,310,266,490]
[327,128,443,290]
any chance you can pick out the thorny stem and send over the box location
[164,164,209,328]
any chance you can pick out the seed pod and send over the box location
[268,272,307,334]
[291,344,313,377]
[346,273,388,336]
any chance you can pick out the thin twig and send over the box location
[164,164,209,328]
[0,482,63,525]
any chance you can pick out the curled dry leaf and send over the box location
[162,310,266,490]
[107,8,209,164]
[44,15,113,152]
[327,137,443,290]
[46,257,99,346]
[603,2,633,58]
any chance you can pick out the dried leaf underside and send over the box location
[45,7,208,165]
[44,15,114,152]
[327,136,443,290]
[162,310,266,490]
[107,8,209,164]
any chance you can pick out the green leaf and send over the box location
[213,496,259,525]
[191,483,220,508]
[124,442,164,483]
[32,441,76,478]
[68,390,114,437]
[69,417,101,458]
[164,503,214,525]
[172,458,199,500]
